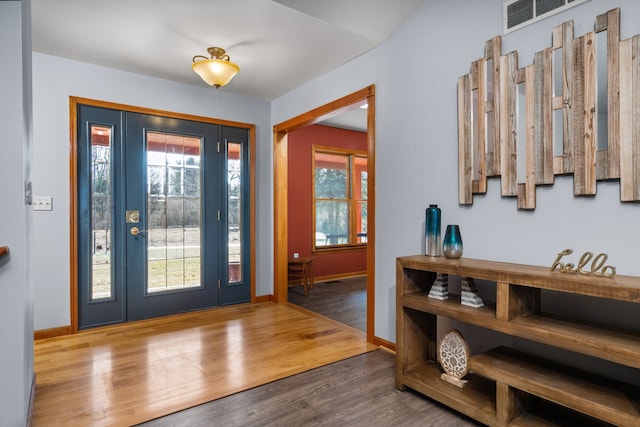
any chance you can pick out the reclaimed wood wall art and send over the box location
[458,7,640,210]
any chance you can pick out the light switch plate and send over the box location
[33,196,53,211]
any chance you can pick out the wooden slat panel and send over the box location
[518,65,536,210]
[485,152,494,176]
[500,52,518,197]
[487,36,503,177]
[572,34,586,194]
[470,59,479,90]
[533,49,553,185]
[525,64,537,207]
[607,8,621,179]
[583,30,600,188]
[582,32,597,195]
[552,24,563,50]
[596,150,609,180]
[595,11,608,33]
[635,36,640,201]
[475,58,487,194]
[619,37,633,201]
[634,36,640,201]
[562,21,575,174]
[470,60,480,196]
[458,74,473,204]
[620,34,640,201]
[552,22,569,176]
[458,8,637,208]
[542,47,554,184]
[553,156,564,175]
[552,96,564,110]
[484,37,494,179]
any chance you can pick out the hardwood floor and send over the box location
[288,276,367,331]
[32,302,376,426]
[137,349,480,426]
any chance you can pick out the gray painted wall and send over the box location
[31,54,272,329]
[23,0,640,401]
[0,1,34,425]
[273,0,640,384]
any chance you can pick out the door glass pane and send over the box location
[146,132,202,293]
[91,125,113,300]
[227,141,242,283]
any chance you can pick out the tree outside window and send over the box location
[313,146,367,249]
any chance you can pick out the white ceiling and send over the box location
[31,0,426,102]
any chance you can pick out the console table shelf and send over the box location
[470,347,640,427]
[403,361,497,425]
[402,291,640,368]
[396,255,640,427]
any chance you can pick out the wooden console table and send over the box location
[396,255,640,426]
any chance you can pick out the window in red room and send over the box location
[313,146,367,250]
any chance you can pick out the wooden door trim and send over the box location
[272,85,376,343]
[69,96,256,333]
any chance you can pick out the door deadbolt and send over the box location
[126,210,140,223]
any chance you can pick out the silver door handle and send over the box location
[130,227,147,236]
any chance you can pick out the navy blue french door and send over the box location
[77,105,250,329]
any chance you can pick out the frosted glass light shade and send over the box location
[192,59,240,88]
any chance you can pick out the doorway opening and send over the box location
[273,85,376,342]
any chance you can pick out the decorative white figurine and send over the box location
[428,273,449,300]
[461,277,484,308]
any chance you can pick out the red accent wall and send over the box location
[288,125,367,279]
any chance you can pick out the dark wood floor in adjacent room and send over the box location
[288,276,367,332]
[138,348,480,427]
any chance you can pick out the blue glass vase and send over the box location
[443,224,463,259]
[425,204,441,256]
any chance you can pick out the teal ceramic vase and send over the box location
[443,225,463,259]
[425,204,441,256]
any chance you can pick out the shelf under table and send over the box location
[401,360,497,426]
[403,291,640,369]
[469,347,640,427]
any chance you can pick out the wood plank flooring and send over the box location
[137,349,481,427]
[288,276,367,331]
[33,302,376,427]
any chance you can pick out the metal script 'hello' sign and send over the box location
[550,249,616,278]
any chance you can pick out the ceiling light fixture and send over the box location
[192,47,240,88]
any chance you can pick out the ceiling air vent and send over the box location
[504,0,590,33]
